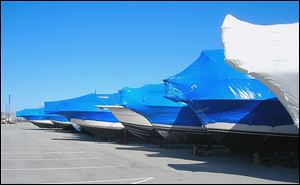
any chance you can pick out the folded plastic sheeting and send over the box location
[164,50,274,102]
[221,14,299,128]
[164,50,295,129]
[16,107,68,122]
[44,93,120,122]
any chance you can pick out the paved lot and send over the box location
[1,123,299,184]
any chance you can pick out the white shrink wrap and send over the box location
[221,14,299,128]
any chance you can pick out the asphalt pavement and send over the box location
[1,123,299,184]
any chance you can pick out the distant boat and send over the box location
[16,108,67,128]
[44,93,125,138]
[105,84,213,144]
[164,49,298,151]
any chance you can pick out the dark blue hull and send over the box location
[51,120,72,130]
[152,124,216,144]
[79,125,125,139]
[121,122,162,140]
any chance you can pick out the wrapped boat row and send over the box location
[16,108,69,128]
[16,15,299,152]
[44,93,124,138]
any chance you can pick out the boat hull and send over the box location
[70,118,124,138]
[102,106,162,139]
[28,120,56,128]
[190,99,299,151]
[121,122,161,140]
[51,120,72,129]
[152,123,215,144]
[190,99,298,134]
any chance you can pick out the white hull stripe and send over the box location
[51,120,71,125]
[28,120,54,125]
[205,122,299,136]
[70,119,124,130]
[152,123,206,131]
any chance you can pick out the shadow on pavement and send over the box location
[115,145,299,183]
[168,162,299,183]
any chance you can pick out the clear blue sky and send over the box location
[1,1,299,113]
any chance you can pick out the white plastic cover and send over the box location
[221,14,299,128]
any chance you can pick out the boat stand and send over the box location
[122,129,128,144]
[193,145,210,156]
